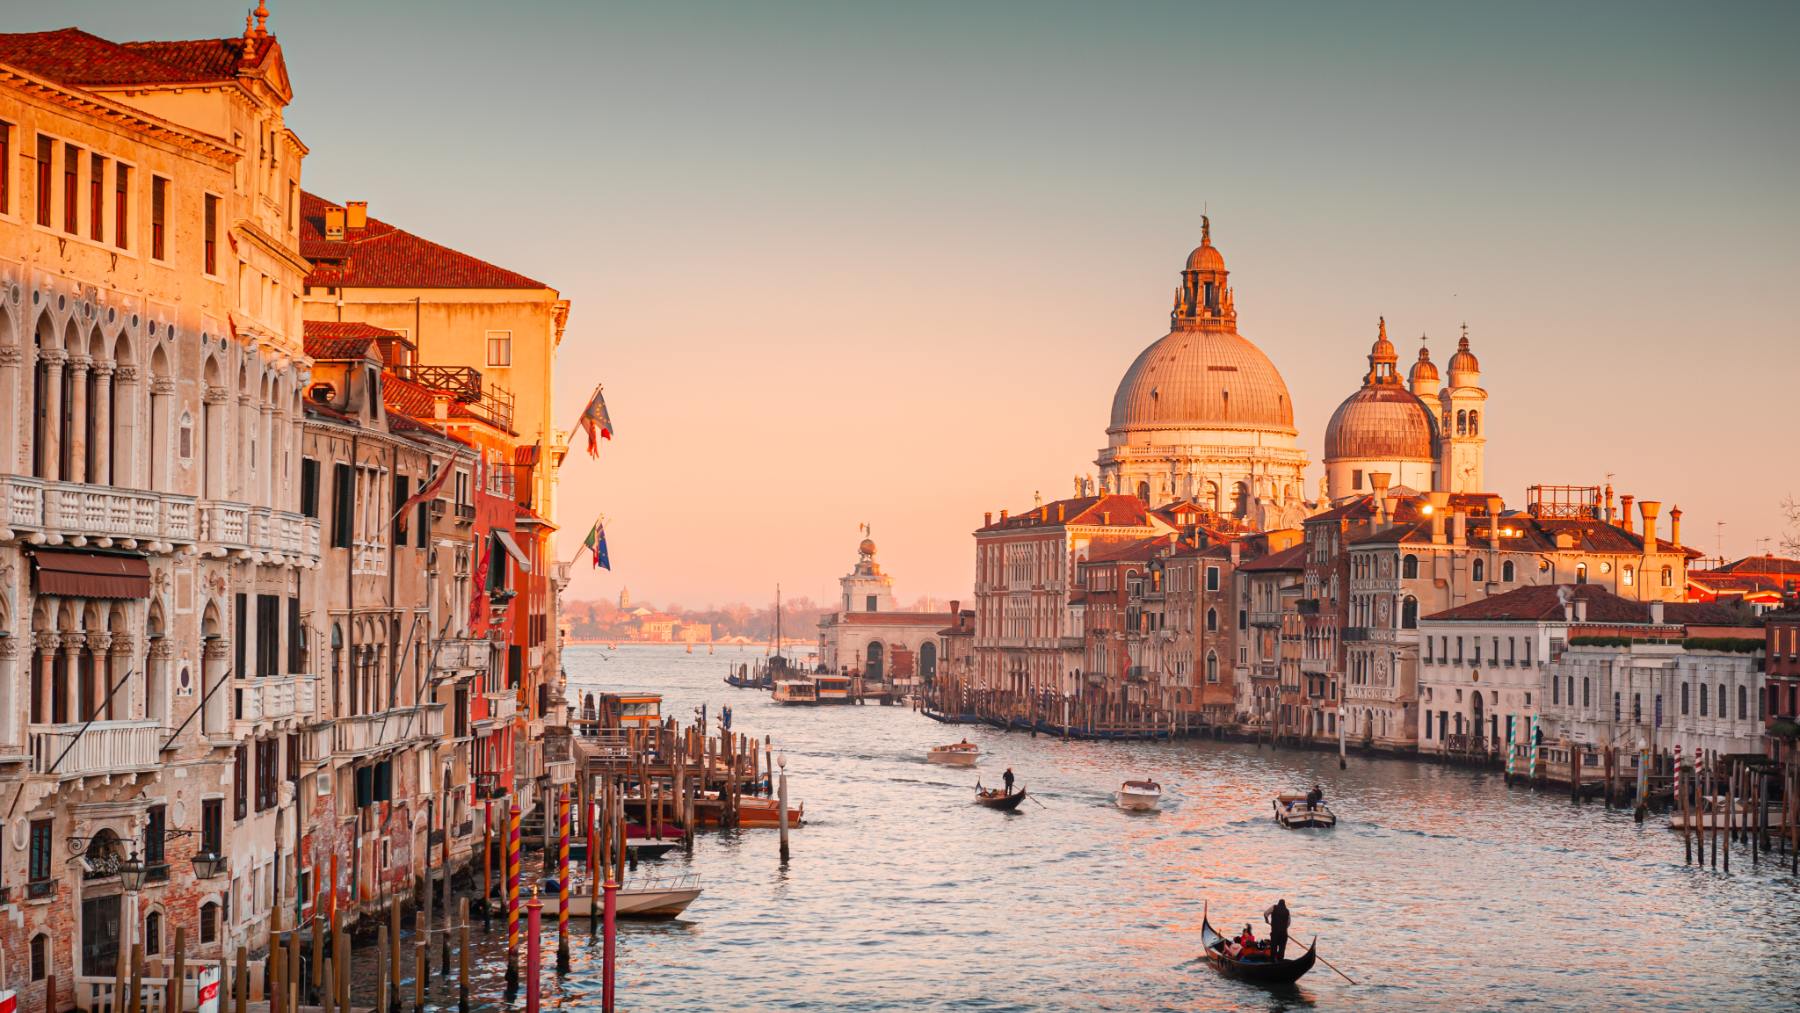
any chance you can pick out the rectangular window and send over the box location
[300,457,320,516]
[29,818,52,883]
[145,804,166,868]
[331,462,354,548]
[233,743,248,820]
[89,153,104,241]
[392,474,409,543]
[201,798,222,854]
[256,594,280,677]
[255,738,278,812]
[204,193,219,274]
[113,162,130,249]
[1205,567,1220,592]
[63,142,79,234]
[287,597,303,674]
[486,330,512,367]
[151,176,168,259]
[35,134,52,225]
[489,533,506,589]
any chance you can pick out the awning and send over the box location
[32,549,151,599]
[493,529,532,573]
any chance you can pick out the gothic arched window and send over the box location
[1502,560,1515,582]
[1402,554,1419,579]
[1472,559,1485,582]
[1468,410,1480,436]
[1456,410,1467,436]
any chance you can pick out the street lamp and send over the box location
[117,850,147,892]
[192,851,228,880]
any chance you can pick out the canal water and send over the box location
[370,644,1800,1010]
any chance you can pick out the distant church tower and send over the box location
[618,586,632,610]
[1438,325,1486,493]
[840,533,897,613]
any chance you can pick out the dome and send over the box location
[858,537,877,557]
[1448,332,1480,377]
[1408,345,1439,384]
[1110,328,1295,432]
[1186,243,1226,273]
[1324,384,1437,462]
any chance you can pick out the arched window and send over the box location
[1205,652,1218,682]
[145,910,162,956]
[1456,410,1467,435]
[1401,596,1418,629]
[1135,481,1150,504]
[1575,562,1588,584]
[1719,683,1727,718]
[31,933,47,980]
[1205,608,1217,632]
[1402,554,1418,579]
[1633,693,1641,722]
[1699,683,1708,716]
[1660,566,1673,587]
[1472,559,1485,582]
[1738,684,1748,720]
[1622,566,1634,587]
[1502,560,1515,582]
[201,901,219,944]
[1468,410,1479,435]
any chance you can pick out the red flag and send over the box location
[395,453,460,534]
[471,538,490,624]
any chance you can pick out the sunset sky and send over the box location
[37,1,1800,606]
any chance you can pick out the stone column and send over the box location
[91,362,115,486]
[32,632,58,726]
[237,392,254,503]
[63,633,86,723]
[103,633,130,720]
[202,638,231,736]
[149,377,174,492]
[202,385,229,502]
[0,345,20,470]
[147,638,172,727]
[110,365,138,489]
[0,635,17,752]
[259,402,276,508]
[67,355,91,484]
[40,349,66,481]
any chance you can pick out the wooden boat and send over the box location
[1200,905,1317,985]
[689,792,804,828]
[1116,779,1163,812]
[927,742,981,766]
[1274,793,1336,829]
[565,875,703,919]
[974,784,1026,811]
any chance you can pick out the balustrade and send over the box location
[28,719,161,778]
[0,474,197,545]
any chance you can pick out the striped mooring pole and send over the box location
[507,797,522,990]
[557,786,572,973]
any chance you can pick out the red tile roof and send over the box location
[1423,584,1653,624]
[1238,542,1309,573]
[1708,555,1800,578]
[0,28,275,87]
[980,494,1165,532]
[301,192,548,290]
[1080,534,1177,565]
[830,611,960,628]
[302,320,404,362]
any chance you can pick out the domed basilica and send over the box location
[1096,219,1311,529]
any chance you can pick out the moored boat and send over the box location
[772,679,818,705]
[1116,779,1163,811]
[974,784,1026,811]
[1273,793,1336,829]
[1199,904,1317,985]
[566,875,703,919]
[927,741,981,766]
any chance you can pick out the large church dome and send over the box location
[1323,383,1436,460]
[1109,329,1295,431]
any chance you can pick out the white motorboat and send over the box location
[565,875,703,919]
[927,741,981,766]
[1274,793,1336,829]
[1115,779,1163,811]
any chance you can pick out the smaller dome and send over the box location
[858,538,877,556]
[1324,384,1438,462]
[1186,243,1226,273]
[1449,332,1480,376]
[1409,345,1439,384]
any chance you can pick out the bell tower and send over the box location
[1438,324,1487,493]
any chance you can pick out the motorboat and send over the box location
[1273,793,1336,829]
[565,874,703,919]
[927,741,981,766]
[1116,779,1163,812]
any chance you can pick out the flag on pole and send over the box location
[576,383,614,457]
[583,518,610,570]
[394,451,463,534]
[471,537,491,621]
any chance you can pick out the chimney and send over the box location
[324,206,346,240]
[1604,484,1615,523]
[984,512,992,527]
[1573,598,1588,622]
[950,599,960,615]
[999,509,1008,523]
[1669,506,1682,549]
[1451,509,1467,547]
[1648,599,1664,624]
[1230,541,1242,566]
[1428,492,1449,545]
[1370,472,1392,524]
[433,393,450,421]
[1562,594,1575,623]
[1620,494,1634,534]
[1486,496,1503,550]
[1058,503,1066,522]
[345,200,368,230]
[1639,500,1661,547]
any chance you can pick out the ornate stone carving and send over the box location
[0,345,21,367]
[67,355,92,375]
[204,385,230,404]
[203,640,231,661]
[61,632,87,651]
[0,637,15,660]
[39,348,67,368]
[34,631,61,651]
[92,363,116,380]
[148,639,173,661]
[86,633,114,653]
[113,365,139,383]
[151,378,176,396]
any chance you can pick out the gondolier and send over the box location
[1002,767,1015,794]
[1264,899,1291,959]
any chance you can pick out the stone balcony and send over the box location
[197,501,321,566]
[480,690,517,725]
[0,474,196,548]
[433,638,492,675]
[232,674,320,731]
[332,703,448,758]
[29,719,161,779]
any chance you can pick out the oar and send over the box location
[1315,945,1357,985]
[1028,792,1047,810]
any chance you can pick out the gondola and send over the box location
[1199,904,1317,985]
[974,784,1027,811]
